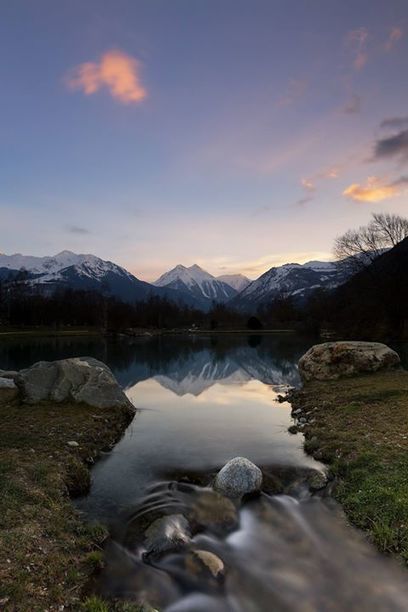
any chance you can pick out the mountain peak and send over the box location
[217,273,251,292]
[188,263,205,272]
[154,263,237,303]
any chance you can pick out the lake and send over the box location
[0,332,318,520]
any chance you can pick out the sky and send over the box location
[1,0,408,281]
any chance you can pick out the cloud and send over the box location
[324,167,339,178]
[296,166,339,206]
[343,176,407,202]
[373,129,408,161]
[385,26,403,51]
[346,27,369,70]
[297,195,314,206]
[65,49,147,104]
[66,225,91,235]
[296,177,316,206]
[343,94,361,114]
[276,78,308,107]
[380,116,408,130]
[301,178,315,191]
[393,175,408,187]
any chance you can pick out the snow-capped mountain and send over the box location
[217,273,251,292]
[0,250,132,281]
[154,264,237,308]
[0,251,201,307]
[232,259,347,309]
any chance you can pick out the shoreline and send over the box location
[0,326,297,339]
[288,369,408,566]
[0,396,134,611]
[0,327,102,338]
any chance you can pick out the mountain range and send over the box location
[231,260,349,309]
[0,250,349,311]
[0,251,200,308]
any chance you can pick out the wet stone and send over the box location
[188,489,238,534]
[214,457,263,499]
[185,549,225,581]
[144,514,191,559]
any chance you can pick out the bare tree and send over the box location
[371,212,408,246]
[334,212,408,274]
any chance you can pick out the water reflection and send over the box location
[76,376,318,522]
[0,333,310,394]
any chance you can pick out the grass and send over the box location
[0,397,134,611]
[0,326,101,337]
[291,369,408,564]
[81,596,156,611]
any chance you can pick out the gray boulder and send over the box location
[298,341,400,382]
[0,377,19,405]
[214,457,263,499]
[17,357,134,409]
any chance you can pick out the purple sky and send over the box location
[1,0,407,280]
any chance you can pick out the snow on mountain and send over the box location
[0,250,134,281]
[217,273,251,292]
[232,259,346,309]
[0,250,201,307]
[154,264,237,305]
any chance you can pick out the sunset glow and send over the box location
[0,1,407,279]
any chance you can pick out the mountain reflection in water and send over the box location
[0,333,308,393]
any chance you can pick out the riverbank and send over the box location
[0,326,101,337]
[289,369,408,565]
[0,397,135,611]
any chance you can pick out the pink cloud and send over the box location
[385,26,403,51]
[346,27,369,70]
[65,49,147,104]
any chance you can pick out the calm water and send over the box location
[0,332,318,520]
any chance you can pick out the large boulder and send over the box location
[299,341,400,382]
[0,377,19,405]
[16,357,134,409]
[214,457,263,499]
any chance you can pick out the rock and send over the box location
[0,377,19,405]
[144,514,190,558]
[185,549,225,579]
[188,489,238,533]
[288,425,298,434]
[67,440,79,447]
[214,457,263,499]
[0,370,19,381]
[298,341,400,382]
[307,470,328,491]
[17,357,134,410]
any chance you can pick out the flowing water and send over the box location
[2,333,408,610]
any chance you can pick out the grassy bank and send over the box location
[0,397,135,611]
[0,326,101,337]
[290,370,408,564]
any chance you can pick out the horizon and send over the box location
[1,1,408,281]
